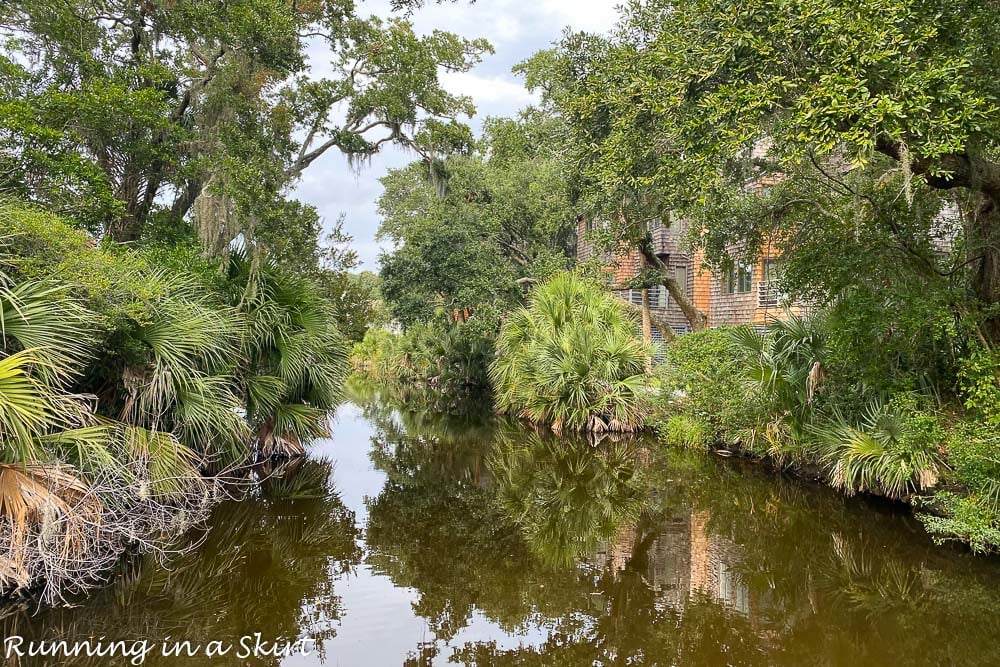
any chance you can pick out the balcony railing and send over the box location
[757,280,783,309]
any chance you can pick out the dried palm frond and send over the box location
[0,464,102,594]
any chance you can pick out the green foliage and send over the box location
[655,414,710,452]
[918,418,1000,552]
[806,398,943,499]
[351,319,494,396]
[957,346,1000,424]
[733,316,827,427]
[920,493,1000,555]
[1,202,349,462]
[936,420,1000,515]
[661,327,746,392]
[227,249,349,458]
[377,112,576,327]
[526,0,1000,229]
[655,313,950,501]
[651,327,752,447]
[352,329,402,384]
[321,271,387,343]
[491,272,652,432]
[0,199,352,596]
[0,0,490,256]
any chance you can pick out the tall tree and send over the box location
[0,0,490,249]
[525,0,1000,341]
[377,111,577,326]
[517,35,709,331]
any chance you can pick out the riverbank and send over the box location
[349,354,1000,563]
[0,203,349,603]
[350,309,1000,558]
[647,325,1000,555]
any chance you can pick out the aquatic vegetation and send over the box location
[491,272,652,432]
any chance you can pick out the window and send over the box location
[673,267,688,298]
[738,264,754,293]
[759,258,785,308]
[763,258,784,284]
[647,285,665,308]
[726,263,753,294]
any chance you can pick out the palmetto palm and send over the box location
[806,399,942,499]
[0,261,204,598]
[730,314,827,425]
[0,270,113,594]
[228,250,348,457]
[728,313,828,458]
[491,272,652,432]
[121,270,249,467]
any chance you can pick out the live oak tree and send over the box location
[377,111,577,327]
[0,0,490,253]
[527,0,1000,341]
[517,36,709,331]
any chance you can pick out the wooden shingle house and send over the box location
[576,215,801,339]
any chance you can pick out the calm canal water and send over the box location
[5,394,1000,666]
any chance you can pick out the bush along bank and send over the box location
[351,271,656,431]
[490,272,653,433]
[648,318,1000,554]
[351,271,1000,556]
[0,202,348,603]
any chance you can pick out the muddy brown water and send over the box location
[4,397,1000,666]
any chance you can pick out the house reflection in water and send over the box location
[593,510,752,617]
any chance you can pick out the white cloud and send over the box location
[439,70,539,106]
[535,0,621,34]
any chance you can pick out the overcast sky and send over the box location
[292,0,620,270]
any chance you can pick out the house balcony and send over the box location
[649,223,686,257]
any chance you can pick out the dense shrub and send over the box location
[351,318,494,394]
[806,397,943,499]
[490,272,652,432]
[918,421,1000,553]
[654,414,711,451]
[0,201,349,599]
[648,306,1000,553]
[957,345,1000,425]
[652,326,753,447]
[919,493,1000,555]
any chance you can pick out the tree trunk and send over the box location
[970,200,1000,342]
[107,211,142,243]
[637,239,708,331]
[623,302,676,343]
[641,287,653,372]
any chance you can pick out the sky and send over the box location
[291,0,621,270]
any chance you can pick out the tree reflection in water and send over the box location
[1,459,361,666]
[6,394,1000,666]
[360,389,1000,666]
[489,427,646,568]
